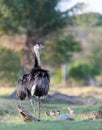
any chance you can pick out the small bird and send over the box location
[45,111,50,117]
[91,110,102,120]
[50,110,56,116]
[55,110,60,116]
[17,42,50,119]
[50,110,60,116]
[67,107,74,115]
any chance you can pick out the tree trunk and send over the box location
[22,29,44,73]
[61,63,68,86]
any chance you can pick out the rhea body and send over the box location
[17,43,50,119]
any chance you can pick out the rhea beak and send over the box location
[39,42,45,49]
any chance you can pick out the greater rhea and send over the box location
[17,43,50,119]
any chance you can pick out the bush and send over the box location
[68,61,96,80]
[0,46,21,86]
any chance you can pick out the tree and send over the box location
[42,34,81,85]
[87,31,102,75]
[42,35,81,65]
[75,12,101,28]
[0,0,85,72]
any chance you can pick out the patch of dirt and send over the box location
[9,91,102,105]
[46,93,102,105]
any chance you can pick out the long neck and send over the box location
[34,47,41,68]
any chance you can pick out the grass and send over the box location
[0,87,102,130]
[0,98,102,130]
[0,120,102,130]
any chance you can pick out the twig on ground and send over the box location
[17,104,40,122]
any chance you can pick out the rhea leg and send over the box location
[19,100,24,107]
[30,97,36,116]
[38,97,41,119]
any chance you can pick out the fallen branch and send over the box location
[17,104,40,122]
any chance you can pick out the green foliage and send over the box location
[0,46,21,86]
[0,0,85,72]
[75,12,102,28]
[0,0,86,35]
[0,0,68,34]
[81,27,102,75]
[95,14,102,26]
[68,61,96,80]
[88,41,102,75]
[42,35,81,65]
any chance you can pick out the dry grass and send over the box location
[0,86,102,99]
[50,86,102,99]
[0,87,15,97]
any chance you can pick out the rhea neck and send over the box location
[34,46,41,68]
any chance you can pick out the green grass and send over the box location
[0,98,102,130]
[0,120,102,130]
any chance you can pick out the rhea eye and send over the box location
[40,44,42,47]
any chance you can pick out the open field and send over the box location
[0,87,102,130]
[0,98,102,130]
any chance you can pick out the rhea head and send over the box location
[33,42,44,66]
[33,42,45,50]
